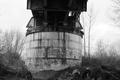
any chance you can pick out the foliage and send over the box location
[0,30,25,69]
[83,40,120,68]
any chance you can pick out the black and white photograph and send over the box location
[0,0,120,80]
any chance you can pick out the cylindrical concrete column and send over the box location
[21,32,82,72]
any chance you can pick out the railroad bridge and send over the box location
[21,0,88,79]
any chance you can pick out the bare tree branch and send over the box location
[0,30,25,67]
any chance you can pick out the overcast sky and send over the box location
[0,0,120,52]
[81,0,120,53]
[0,0,32,33]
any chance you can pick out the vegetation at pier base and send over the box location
[0,30,33,80]
[56,40,120,80]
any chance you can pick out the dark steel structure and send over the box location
[21,0,88,79]
[26,0,87,35]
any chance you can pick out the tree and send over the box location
[94,40,108,58]
[87,2,99,58]
[0,30,25,67]
[80,2,96,57]
[94,40,120,66]
[108,46,118,57]
[3,30,24,53]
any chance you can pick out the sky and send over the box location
[0,0,32,33]
[81,0,120,53]
[0,0,120,53]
